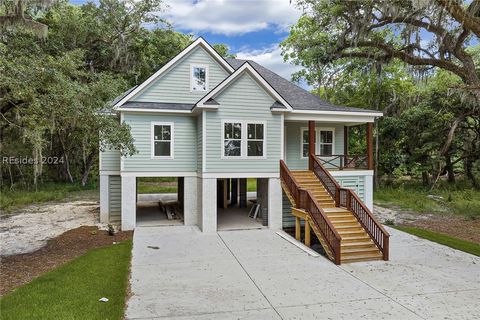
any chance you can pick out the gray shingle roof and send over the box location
[225,58,379,113]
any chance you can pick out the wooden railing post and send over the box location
[346,191,351,210]
[383,234,389,261]
[335,188,340,207]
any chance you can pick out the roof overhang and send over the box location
[113,37,235,109]
[285,110,383,123]
[194,62,293,112]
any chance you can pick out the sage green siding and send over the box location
[122,113,197,172]
[131,46,229,104]
[204,72,282,173]
[100,149,120,172]
[109,175,121,222]
[284,122,345,170]
[335,175,365,202]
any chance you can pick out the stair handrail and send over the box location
[280,160,342,264]
[310,155,390,261]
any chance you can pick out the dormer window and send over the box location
[191,64,208,91]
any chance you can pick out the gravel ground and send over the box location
[0,200,108,256]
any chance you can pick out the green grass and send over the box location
[393,226,480,256]
[1,182,98,213]
[137,177,177,194]
[374,180,480,219]
[0,240,132,320]
[247,178,257,192]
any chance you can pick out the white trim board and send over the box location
[198,172,280,179]
[100,171,121,176]
[285,113,379,123]
[121,171,197,177]
[195,62,293,111]
[114,38,234,109]
[329,170,374,177]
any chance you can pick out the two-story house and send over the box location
[99,38,389,264]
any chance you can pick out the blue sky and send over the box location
[71,0,305,84]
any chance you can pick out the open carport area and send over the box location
[126,226,479,320]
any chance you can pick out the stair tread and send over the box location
[342,247,380,253]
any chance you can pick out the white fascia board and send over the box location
[196,63,293,111]
[117,108,192,114]
[113,37,234,109]
[329,170,374,177]
[290,109,383,117]
[285,112,378,123]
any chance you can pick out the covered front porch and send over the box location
[282,119,375,210]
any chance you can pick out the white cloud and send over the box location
[164,0,302,35]
[236,44,311,90]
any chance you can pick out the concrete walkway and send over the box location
[126,226,480,319]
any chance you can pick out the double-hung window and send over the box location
[224,122,242,157]
[319,130,333,156]
[152,123,173,158]
[301,128,334,158]
[247,123,264,157]
[191,64,208,91]
[223,121,266,158]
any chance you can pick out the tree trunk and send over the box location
[445,154,455,183]
[58,134,74,183]
[80,151,96,187]
[465,157,479,189]
[422,171,430,186]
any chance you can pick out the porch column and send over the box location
[121,175,136,231]
[367,122,374,170]
[99,175,109,223]
[308,120,315,170]
[183,176,198,226]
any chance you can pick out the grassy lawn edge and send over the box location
[0,240,132,320]
[393,225,480,257]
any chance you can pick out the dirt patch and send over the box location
[0,200,103,256]
[0,226,133,296]
[374,205,480,243]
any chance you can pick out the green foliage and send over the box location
[0,240,132,319]
[375,180,480,219]
[0,182,98,212]
[0,0,191,188]
[213,43,236,58]
[393,226,480,256]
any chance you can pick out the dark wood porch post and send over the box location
[367,122,374,170]
[308,120,315,170]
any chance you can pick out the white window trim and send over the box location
[221,120,267,160]
[300,127,335,159]
[190,64,209,92]
[151,122,174,159]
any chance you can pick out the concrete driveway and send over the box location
[126,226,480,320]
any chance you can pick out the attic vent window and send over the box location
[191,64,208,91]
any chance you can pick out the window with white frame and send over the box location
[302,129,316,158]
[319,130,333,156]
[247,123,264,157]
[191,65,208,91]
[301,128,334,157]
[224,122,242,157]
[152,123,173,157]
[223,121,266,158]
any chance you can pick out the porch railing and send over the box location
[280,160,342,264]
[310,154,390,261]
[315,154,368,170]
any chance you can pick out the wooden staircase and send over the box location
[289,170,384,263]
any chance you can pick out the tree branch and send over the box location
[436,0,480,38]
